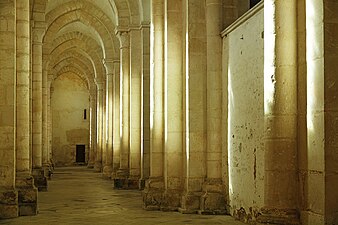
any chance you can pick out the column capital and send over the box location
[115,28,130,49]
[140,22,150,30]
[96,80,105,90]
[103,59,114,75]
[32,21,46,44]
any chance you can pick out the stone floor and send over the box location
[0,167,246,225]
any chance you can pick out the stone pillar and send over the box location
[101,84,107,169]
[111,61,121,177]
[87,88,97,168]
[47,79,53,165]
[143,0,165,210]
[140,24,151,189]
[113,30,131,188]
[15,0,38,216]
[0,0,19,218]
[259,0,298,223]
[103,61,114,179]
[200,0,226,214]
[47,78,53,164]
[222,0,238,28]
[304,1,338,224]
[162,0,183,211]
[32,26,48,192]
[42,68,50,172]
[94,82,104,172]
[129,28,142,188]
[179,0,207,214]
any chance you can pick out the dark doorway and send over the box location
[76,145,86,163]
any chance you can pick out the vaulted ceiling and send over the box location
[30,0,150,91]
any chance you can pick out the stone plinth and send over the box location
[15,174,38,216]
[198,179,227,215]
[32,168,48,191]
[161,189,181,212]
[112,170,139,189]
[94,161,102,172]
[102,166,113,180]
[257,208,300,225]
[142,178,164,210]
[0,189,18,219]
[178,192,202,214]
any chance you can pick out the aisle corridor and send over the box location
[0,167,245,225]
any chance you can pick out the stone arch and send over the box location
[44,1,118,60]
[48,40,105,80]
[112,0,142,26]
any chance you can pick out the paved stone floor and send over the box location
[0,167,246,225]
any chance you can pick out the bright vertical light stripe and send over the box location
[150,21,154,132]
[185,0,190,190]
[263,0,276,115]
[227,66,233,198]
[306,0,322,132]
[164,0,168,189]
[120,60,123,140]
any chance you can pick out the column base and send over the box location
[198,179,227,215]
[32,168,48,192]
[0,188,18,219]
[161,189,181,211]
[112,170,139,189]
[15,174,38,216]
[138,178,146,190]
[42,163,54,180]
[94,162,102,172]
[178,192,203,214]
[87,162,95,169]
[102,166,113,179]
[142,178,164,210]
[256,208,300,225]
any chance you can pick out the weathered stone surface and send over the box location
[0,189,18,219]
[179,192,202,214]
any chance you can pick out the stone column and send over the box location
[200,0,225,214]
[179,0,207,214]
[0,0,19,218]
[129,28,142,188]
[42,67,49,172]
[47,79,53,165]
[111,61,121,177]
[222,0,238,28]
[87,88,97,168]
[101,84,107,170]
[140,24,151,189]
[103,61,114,178]
[113,30,131,188]
[143,0,165,210]
[94,82,104,172]
[304,1,338,224]
[162,0,183,211]
[32,26,48,191]
[259,0,298,223]
[15,0,38,216]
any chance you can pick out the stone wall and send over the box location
[222,5,264,221]
[51,73,90,166]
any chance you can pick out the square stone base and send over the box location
[113,178,139,189]
[198,191,227,215]
[257,208,300,225]
[34,177,48,192]
[16,175,38,216]
[178,192,202,214]
[142,178,165,210]
[0,189,18,219]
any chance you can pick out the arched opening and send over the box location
[51,72,90,166]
